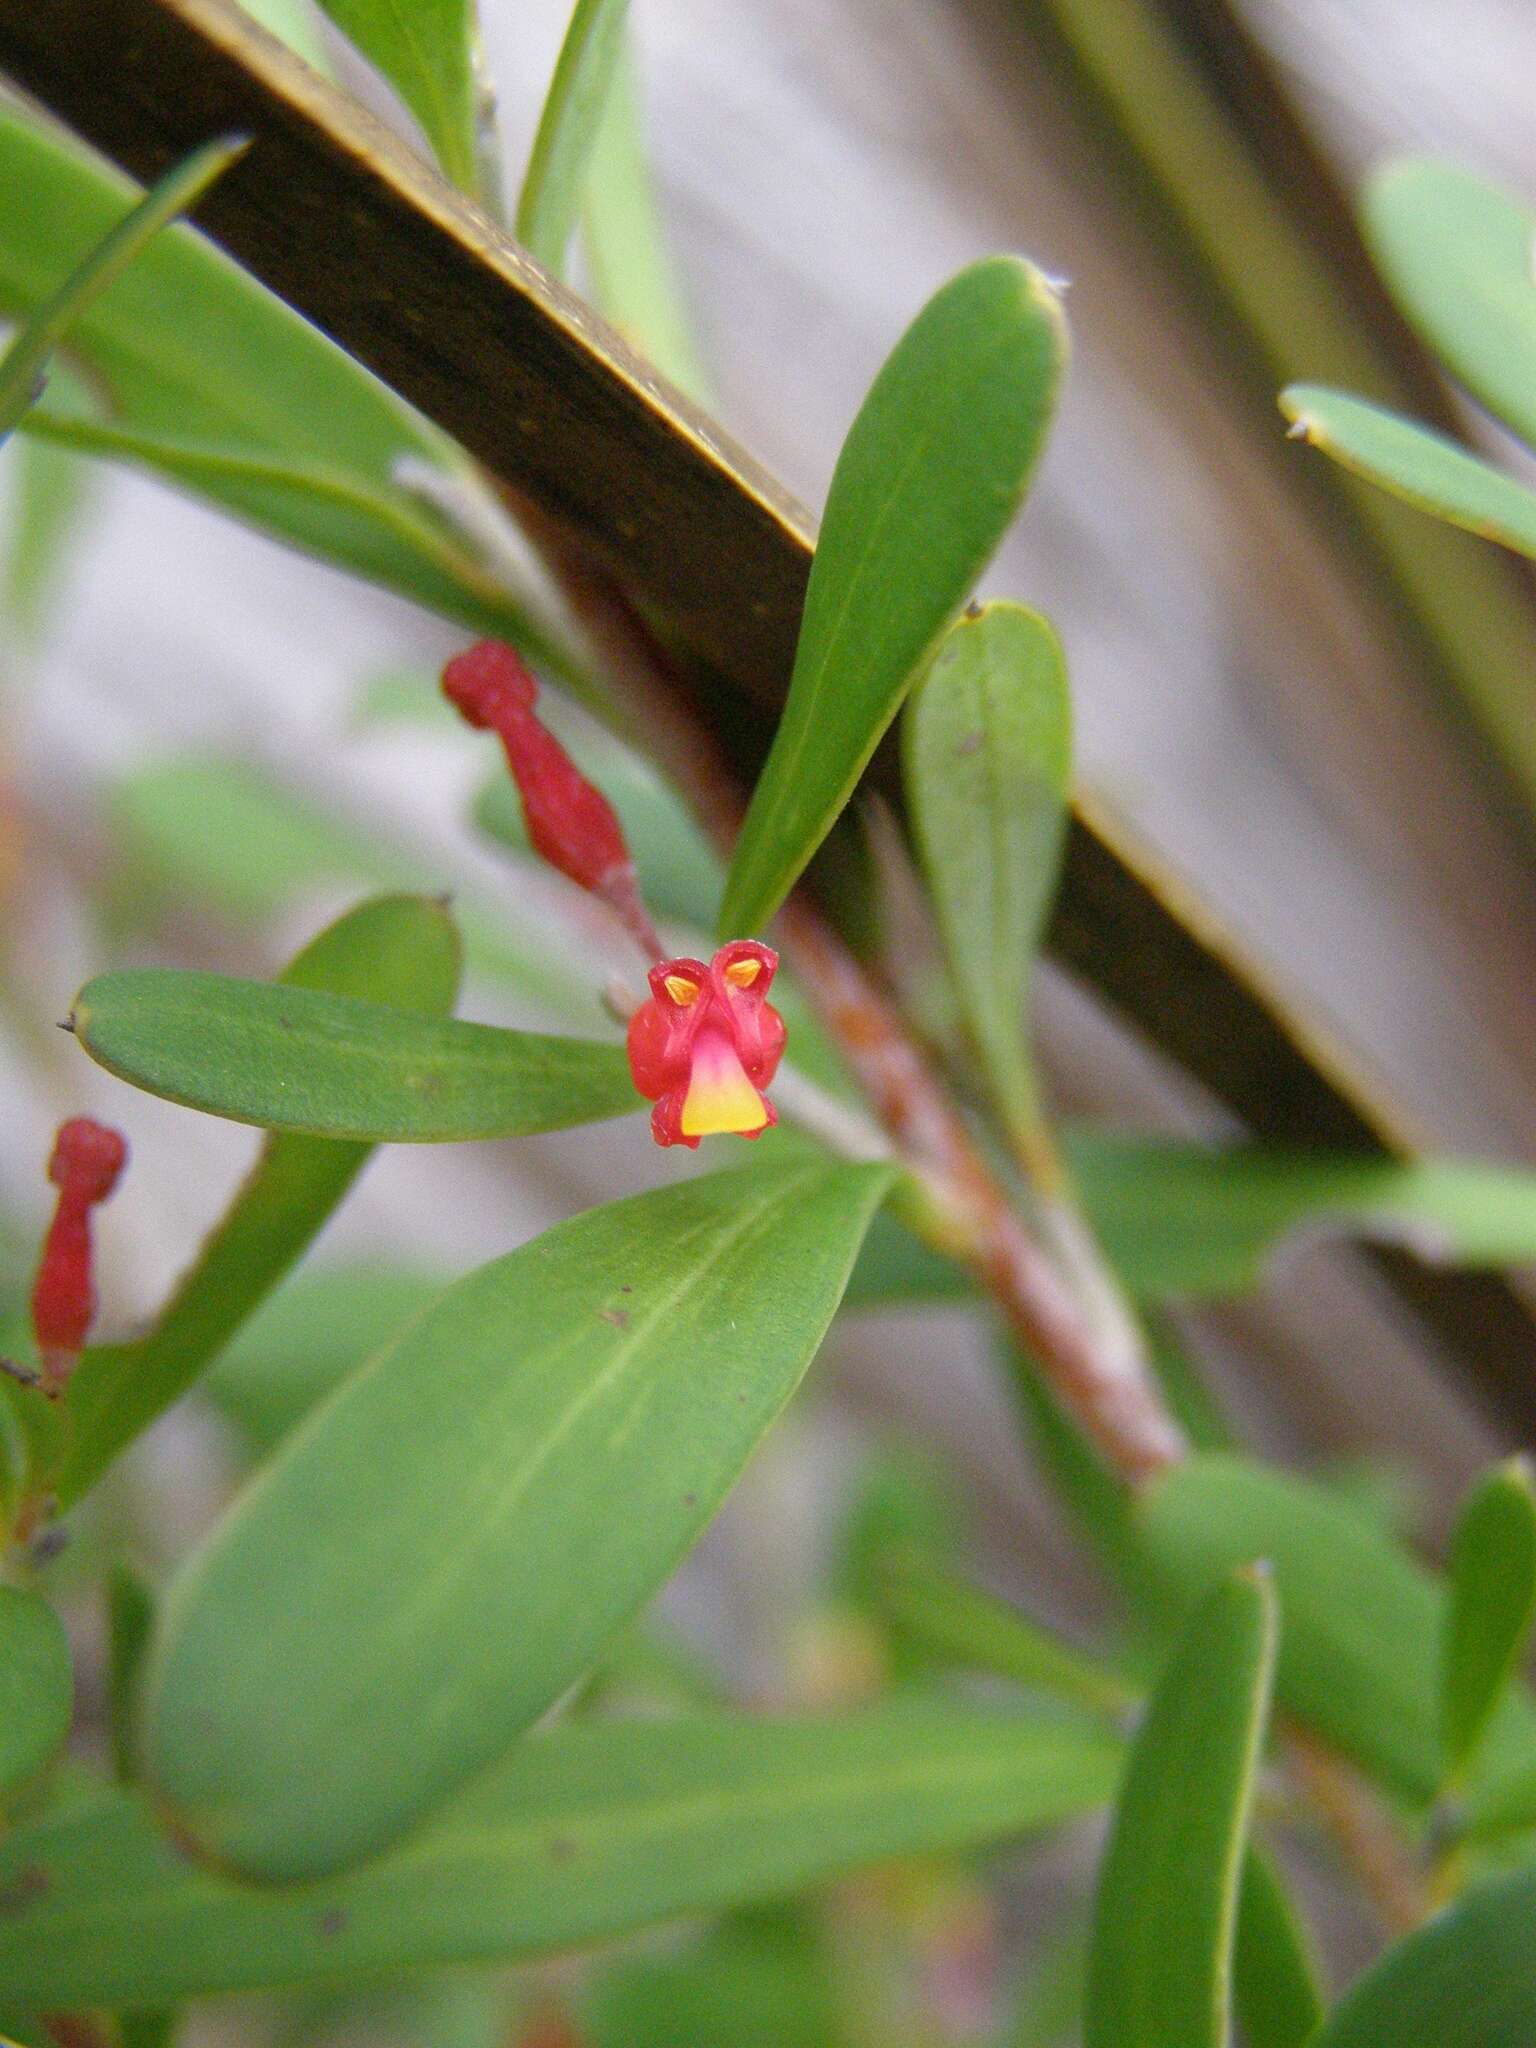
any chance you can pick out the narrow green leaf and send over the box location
[873,1550,1131,1717]
[1067,1128,1536,1301]
[1280,387,1536,559]
[1364,160,1536,451]
[142,1161,893,1879]
[313,0,481,196]
[58,894,462,1505]
[236,0,334,71]
[1138,1453,1536,1811]
[720,257,1067,937]
[1442,1458,1536,1790]
[516,0,630,276]
[582,34,709,398]
[0,1586,71,1800]
[903,602,1070,1147]
[207,1262,447,1452]
[0,133,247,438]
[2,360,94,647]
[0,1700,1118,2007]
[72,968,637,1142]
[1085,1568,1277,2048]
[1313,1860,1536,2048]
[1233,1847,1326,2048]
[107,1566,155,1786]
[0,111,539,651]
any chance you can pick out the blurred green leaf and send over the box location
[720,257,1067,937]
[1442,1459,1536,1791]
[517,0,630,276]
[1139,1454,1536,1812]
[1364,160,1536,451]
[582,35,709,399]
[1313,1859,1536,2047]
[873,1550,1130,1717]
[59,894,462,1506]
[839,1207,973,1309]
[107,1564,155,1786]
[142,1160,892,1880]
[0,1699,1119,2006]
[1007,1915,1091,2048]
[0,132,247,438]
[0,110,545,652]
[314,0,481,195]
[1085,1569,1277,2048]
[237,0,334,70]
[207,1262,447,1451]
[0,1586,71,1801]
[1280,388,1536,559]
[903,602,1070,1151]
[587,1906,835,2048]
[73,967,637,1141]
[1067,1129,1536,1300]
[2,361,94,648]
[1233,1847,1325,2048]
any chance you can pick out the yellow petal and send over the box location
[680,1029,768,1136]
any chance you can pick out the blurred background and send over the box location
[4,0,1536,2038]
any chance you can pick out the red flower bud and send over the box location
[443,640,661,959]
[30,1117,127,1397]
[627,940,786,1148]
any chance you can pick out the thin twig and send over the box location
[1286,1721,1426,1935]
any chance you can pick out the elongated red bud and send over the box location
[30,1116,127,1397]
[443,639,662,959]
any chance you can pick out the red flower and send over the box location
[627,941,786,1148]
[30,1116,127,1396]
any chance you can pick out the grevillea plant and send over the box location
[4,6,1536,2047]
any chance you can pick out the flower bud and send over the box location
[30,1116,127,1396]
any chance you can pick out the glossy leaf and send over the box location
[582,34,709,398]
[1233,1847,1325,2048]
[1313,1860,1536,2048]
[1138,1454,1536,1811]
[873,1550,1130,1717]
[720,257,1067,936]
[72,967,637,1142]
[517,0,630,275]
[1067,1128,1536,1300]
[903,602,1070,1147]
[1442,1458,1536,1789]
[1364,160,1536,451]
[1281,387,1536,559]
[313,0,481,194]
[0,133,247,437]
[1084,1569,1277,2048]
[0,1586,71,1800]
[141,1160,893,1879]
[0,110,535,645]
[0,1699,1117,2006]
[58,894,462,1505]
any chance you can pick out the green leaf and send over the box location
[2,360,95,648]
[720,257,1067,937]
[313,0,481,196]
[1312,1860,1536,2048]
[207,1262,447,1452]
[903,602,1070,1148]
[1066,1128,1536,1300]
[1442,1458,1536,1790]
[58,894,462,1506]
[1280,387,1536,559]
[872,1550,1131,1717]
[0,110,538,650]
[107,1565,155,1786]
[1138,1453,1536,1811]
[1085,1568,1277,2048]
[141,1160,893,1880]
[516,0,630,276]
[0,1699,1118,2007]
[840,1206,973,1309]
[0,1586,71,1801]
[1233,1847,1325,2048]
[1364,160,1536,451]
[236,0,334,71]
[588,1907,835,2048]
[0,133,247,438]
[72,967,638,1142]
[581,34,709,399]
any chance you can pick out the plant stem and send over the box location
[1285,1721,1426,1935]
